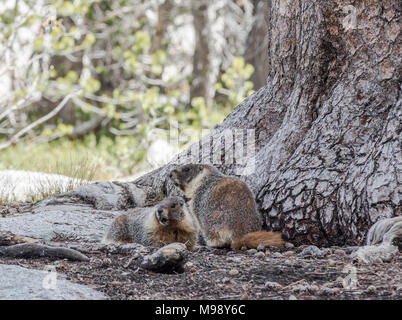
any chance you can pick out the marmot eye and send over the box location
[183,167,190,172]
[171,203,176,208]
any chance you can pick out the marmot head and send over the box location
[155,197,185,226]
[169,163,219,197]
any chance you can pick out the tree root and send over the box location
[0,243,89,262]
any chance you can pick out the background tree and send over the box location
[244,0,270,90]
[190,0,212,109]
[1,0,399,247]
[0,0,259,177]
[134,0,401,246]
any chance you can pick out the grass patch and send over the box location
[0,137,115,181]
[0,135,154,204]
[0,182,15,205]
[0,154,102,204]
[28,156,100,203]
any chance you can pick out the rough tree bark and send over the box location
[32,0,401,247]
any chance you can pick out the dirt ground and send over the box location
[1,240,401,300]
[1,202,401,300]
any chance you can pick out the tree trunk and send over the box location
[245,0,271,90]
[33,0,401,247]
[251,0,401,246]
[140,0,402,246]
[151,0,172,53]
[190,0,213,108]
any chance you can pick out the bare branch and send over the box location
[0,91,81,151]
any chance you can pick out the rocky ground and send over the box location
[1,202,401,300]
[1,240,401,300]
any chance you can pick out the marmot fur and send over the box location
[170,164,284,250]
[103,197,199,250]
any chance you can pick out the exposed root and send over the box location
[0,243,89,262]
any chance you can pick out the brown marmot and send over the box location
[170,164,284,250]
[103,197,199,251]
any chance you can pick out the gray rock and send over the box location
[264,281,283,291]
[289,280,310,293]
[228,268,239,276]
[284,259,293,266]
[321,248,331,256]
[298,245,323,257]
[141,243,189,273]
[254,252,265,259]
[285,242,295,249]
[0,204,118,242]
[0,264,106,300]
[307,284,319,294]
[328,259,336,266]
[335,276,344,285]
[283,250,295,257]
[272,252,283,258]
[222,277,231,284]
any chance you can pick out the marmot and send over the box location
[103,197,199,251]
[170,164,284,250]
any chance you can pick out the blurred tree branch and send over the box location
[0,90,80,151]
[0,0,266,175]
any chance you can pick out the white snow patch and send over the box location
[0,170,89,202]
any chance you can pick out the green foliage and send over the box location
[0,137,109,179]
[82,33,96,48]
[216,56,255,107]
[132,30,151,54]
[0,0,256,179]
